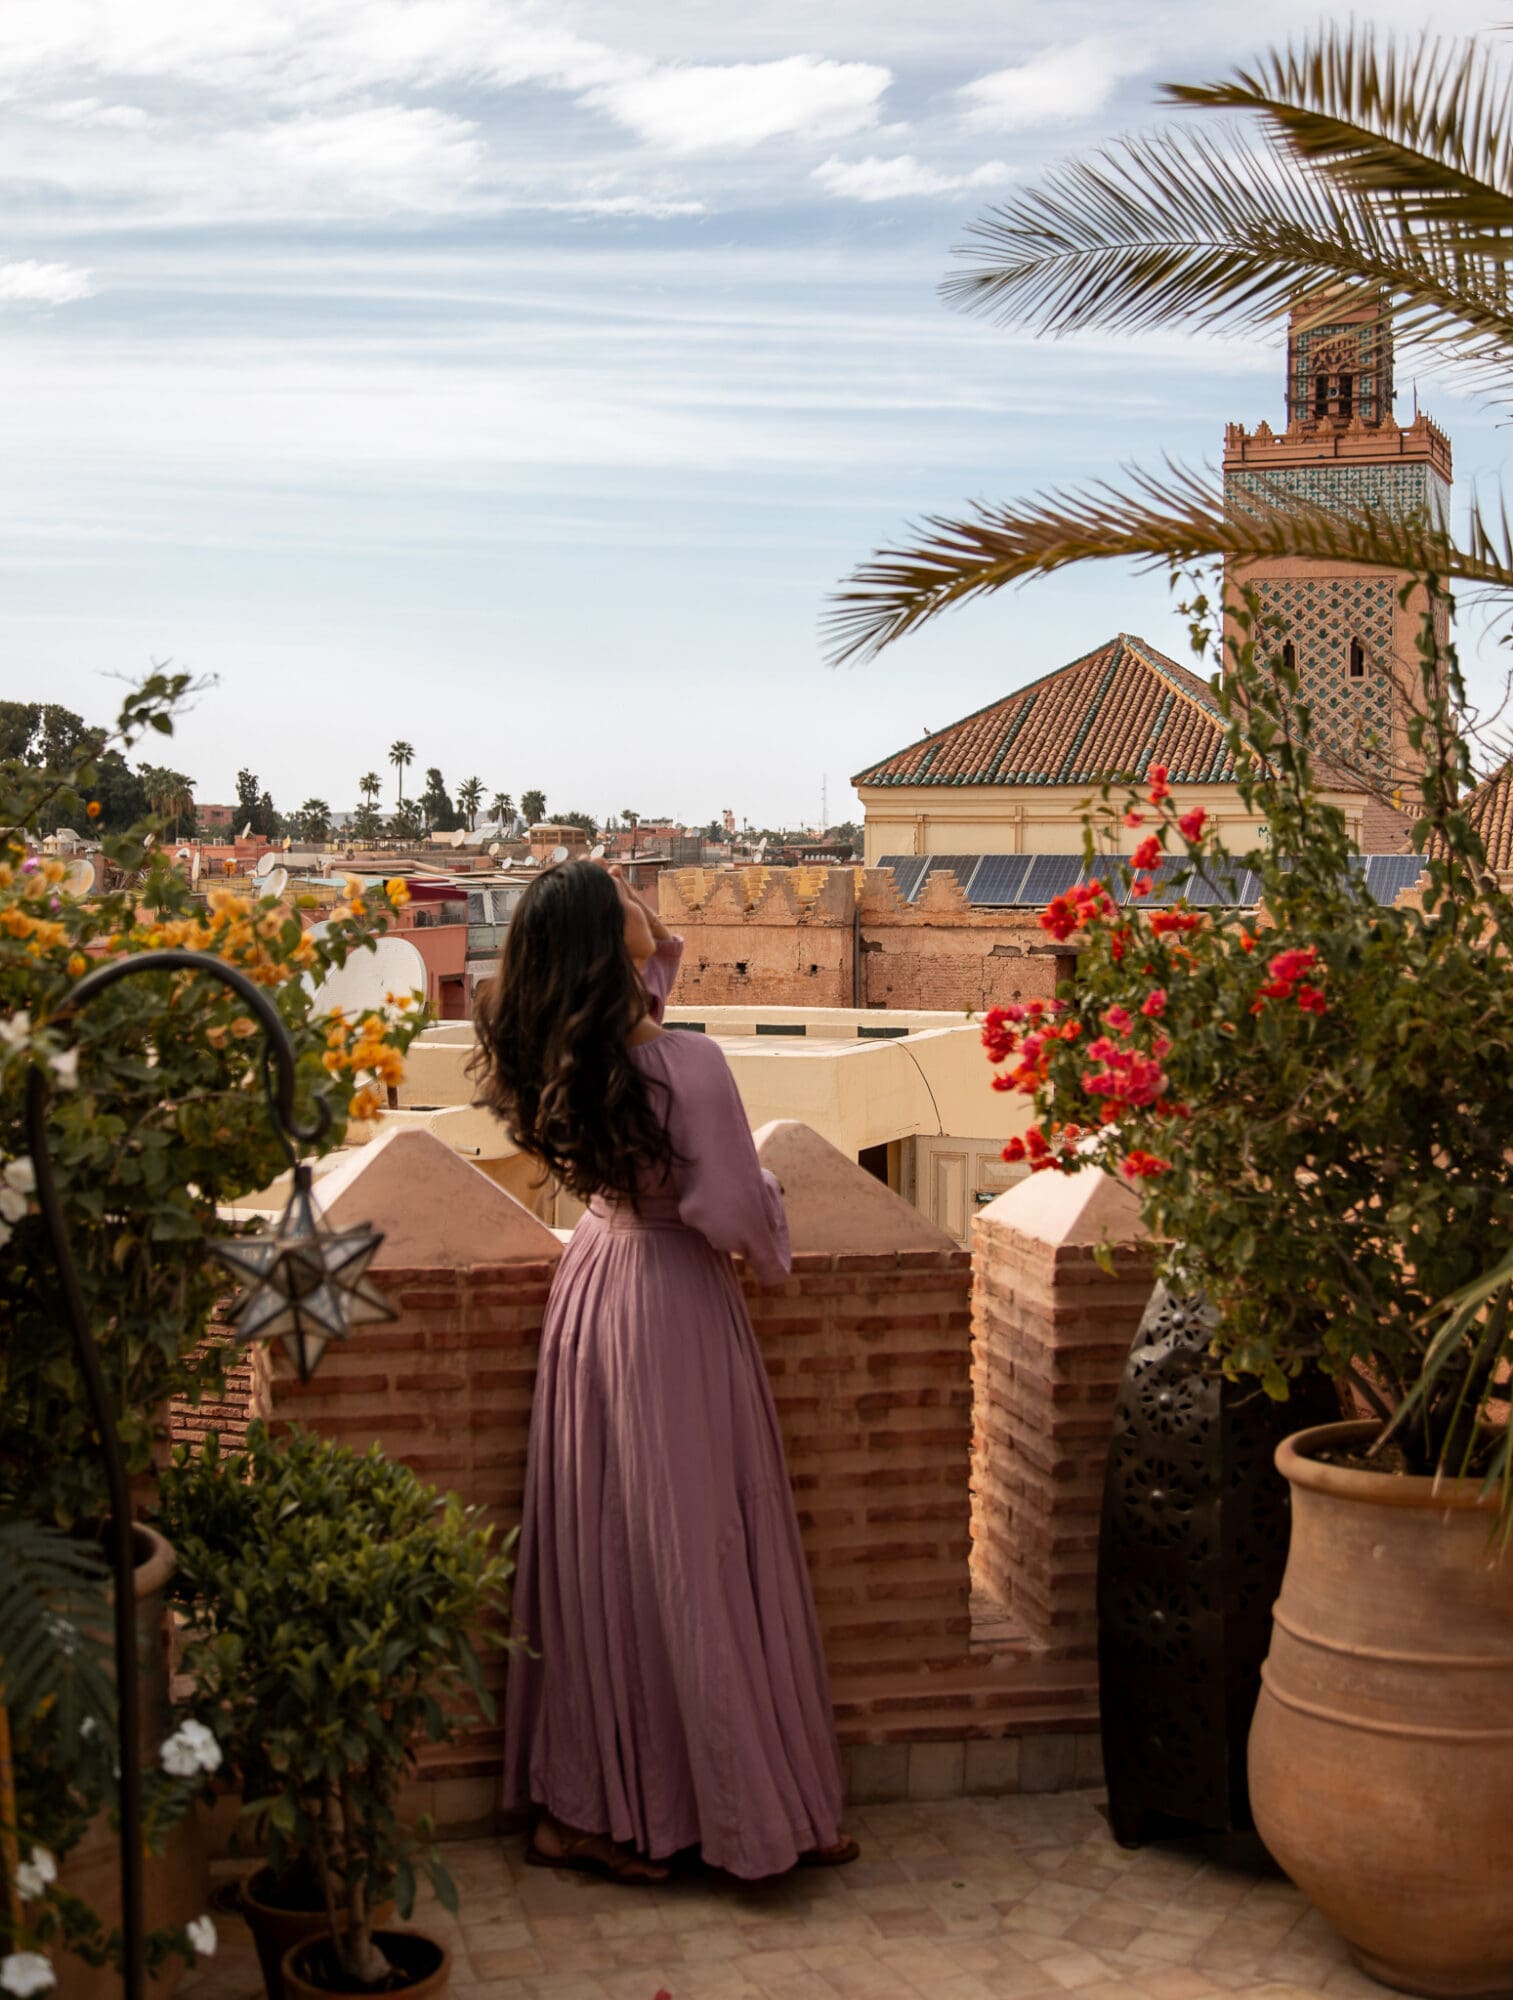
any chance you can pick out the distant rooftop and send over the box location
[876,852,1427,910]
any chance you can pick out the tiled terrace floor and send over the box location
[182,1788,1389,2000]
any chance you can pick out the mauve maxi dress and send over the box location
[501,936,845,1878]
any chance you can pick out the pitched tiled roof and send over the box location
[851,634,1232,789]
[1448,760,1513,872]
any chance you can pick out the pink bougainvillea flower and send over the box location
[1124,810,1145,828]
[1297,983,1328,1015]
[1104,1005,1134,1037]
[1147,762,1170,804]
[1141,988,1167,1018]
[1268,945,1318,984]
[1177,806,1207,841]
[1132,834,1161,871]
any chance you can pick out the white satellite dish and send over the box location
[589,843,606,860]
[174,847,192,862]
[550,845,570,864]
[240,822,253,839]
[191,849,201,885]
[60,857,95,897]
[449,827,468,849]
[262,866,288,901]
[303,928,427,1017]
[254,850,279,877]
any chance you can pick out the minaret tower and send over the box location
[1223,294,1452,840]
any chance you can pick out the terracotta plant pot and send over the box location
[241,1867,394,2000]
[281,1929,451,1998]
[1249,1419,1513,1999]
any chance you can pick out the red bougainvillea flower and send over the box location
[1002,1135,1026,1161]
[1082,1047,1170,1110]
[1132,834,1161,871]
[1039,880,1114,941]
[1147,762,1170,804]
[1239,930,1257,954]
[1268,945,1318,983]
[1151,910,1202,936]
[1177,806,1207,841]
[1124,810,1145,828]
[1296,983,1328,1015]
[1130,875,1154,898]
[1104,1004,1134,1037]
[1121,1150,1172,1180]
[1141,988,1167,1018]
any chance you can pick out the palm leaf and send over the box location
[826,467,1513,665]
[0,1521,115,1733]
[944,126,1513,399]
[1169,31,1513,238]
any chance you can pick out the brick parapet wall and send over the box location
[971,1185,1154,1658]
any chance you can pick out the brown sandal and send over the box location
[525,1817,669,1886]
[797,1836,860,1868]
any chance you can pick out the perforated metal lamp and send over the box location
[214,1162,394,1382]
[27,948,392,2000]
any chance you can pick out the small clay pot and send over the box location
[281,1929,451,1998]
[241,1868,394,2000]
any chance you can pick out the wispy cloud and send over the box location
[959,37,1148,130]
[813,155,1010,202]
[581,55,891,153]
[0,259,94,305]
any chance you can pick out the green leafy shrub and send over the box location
[157,1423,516,1987]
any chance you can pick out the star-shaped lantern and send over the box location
[213,1163,395,1381]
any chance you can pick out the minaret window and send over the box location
[1348,638,1366,679]
[1338,372,1353,417]
[1315,373,1330,417]
[1282,641,1296,672]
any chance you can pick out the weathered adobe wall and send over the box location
[661,865,1065,1014]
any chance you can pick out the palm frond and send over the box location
[0,1521,114,1733]
[826,464,1513,665]
[1169,30,1513,237]
[944,126,1513,399]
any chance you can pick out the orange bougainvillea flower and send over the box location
[86,800,102,819]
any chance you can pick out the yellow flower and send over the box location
[86,800,102,819]
[350,1086,384,1121]
[42,860,65,885]
[205,1025,229,1050]
[67,952,88,977]
[344,875,364,901]
[385,878,410,908]
[229,1016,257,1039]
[322,1049,347,1073]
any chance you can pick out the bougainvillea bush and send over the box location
[0,673,423,1531]
[986,595,1513,1518]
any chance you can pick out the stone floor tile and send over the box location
[465,1943,548,1978]
[762,1974,856,2000]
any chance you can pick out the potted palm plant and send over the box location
[832,27,1513,1993]
[157,1423,515,1998]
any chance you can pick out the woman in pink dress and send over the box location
[472,860,854,1884]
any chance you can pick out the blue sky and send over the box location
[3,0,1508,828]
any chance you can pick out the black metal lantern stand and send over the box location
[25,950,394,1999]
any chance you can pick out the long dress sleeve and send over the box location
[641,936,683,1023]
[664,1038,791,1287]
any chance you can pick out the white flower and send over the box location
[14,1849,56,1901]
[0,1221,11,1253]
[49,1049,79,1090]
[79,1715,100,1740]
[185,1916,216,1959]
[3,1158,35,1196]
[0,1188,25,1226]
[0,1953,55,1996]
[0,1011,31,1053]
[159,1718,221,1777]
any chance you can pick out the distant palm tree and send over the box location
[299,798,332,843]
[490,791,514,827]
[390,801,423,842]
[139,764,196,840]
[358,770,382,808]
[520,788,547,826]
[622,809,640,837]
[457,776,485,830]
[388,741,415,806]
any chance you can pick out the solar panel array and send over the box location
[874,851,1418,911]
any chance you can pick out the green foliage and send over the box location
[234,768,279,840]
[988,598,1513,1523]
[520,789,546,826]
[419,767,459,833]
[0,1522,113,1737]
[555,810,598,838]
[158,1423,516,1986]
[0,675,422,1531]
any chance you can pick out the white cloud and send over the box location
[250,106,484,213]
[582,54,890,153]
[959,37,1147,130]
[0,259,94,305]
[35,97,154,129]
[813,154,1010,202]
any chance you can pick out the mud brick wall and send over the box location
[970,1178,1154,1654]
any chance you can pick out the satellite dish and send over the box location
[191,849,201,884]
[240,823,253,839]
[262,866,288,901]
[487,842,501,859]
[282,835,292,851]
[254,850,278,877]
[550,845,569,864]
[60,857,95,897]
[590,843,606,860]
[174,847,192,862]
[303,928,427,1017]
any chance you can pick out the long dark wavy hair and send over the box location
[468,861,676,1203]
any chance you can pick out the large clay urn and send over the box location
[1249,1420,1513,1999]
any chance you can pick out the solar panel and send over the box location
[914,854,983,901]
[1019,854,1086,905]
[466,891,487,924]
[1123,856,1189,906]
[966,854,1034,906]
[878,854,929,901]
[1365,854,1426,905]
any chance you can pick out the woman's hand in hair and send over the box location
[606,864,671,943]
